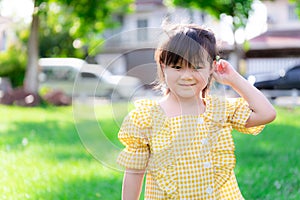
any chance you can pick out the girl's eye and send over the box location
[171,66,182,70]
[193,66,203,70]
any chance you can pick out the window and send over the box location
[284,66,300,86]
[42,67,75,81]
[137,19,148,41]
[80,72,97,78]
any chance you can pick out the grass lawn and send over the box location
[0,102,300,199]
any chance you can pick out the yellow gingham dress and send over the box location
[117,95,264,199]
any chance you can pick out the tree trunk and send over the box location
[233,42,244,74]
[24,9,39,94]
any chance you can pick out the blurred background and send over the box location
[0,0,299,105]
[0,0,300,199]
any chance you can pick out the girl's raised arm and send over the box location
[213,59,276,127]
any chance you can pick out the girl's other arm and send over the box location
[213,59,276,127]
[122,168,145,200]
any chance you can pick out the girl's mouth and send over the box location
[179,83,196,87]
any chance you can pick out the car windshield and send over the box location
[42,66,75,81]
[80,64,114,82]
[287,66,300,73]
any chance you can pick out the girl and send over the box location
[117,24,276,199]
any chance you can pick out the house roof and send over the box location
[246,29,300,58]
[249,29,300,49]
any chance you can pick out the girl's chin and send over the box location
[171,90,200,99]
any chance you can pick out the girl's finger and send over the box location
[217,62,225,73]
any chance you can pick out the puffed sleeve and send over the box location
[116,104,152,170]
[227,98,264,135]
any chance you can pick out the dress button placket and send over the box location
[201,138,208,145]
[206,186,213,195]
[197,117,204,124]
[204,161,211,168]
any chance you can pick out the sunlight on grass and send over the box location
[0,104,124,199]
[233,106,300,200]
[1,104,300,199]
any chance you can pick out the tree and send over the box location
[170,0,253,29]
[168,0,254,73]
[24,0,133,94]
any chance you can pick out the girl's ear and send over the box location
[160,63,166,74]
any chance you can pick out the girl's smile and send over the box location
[178,83,196,86]
[163,63,212,99]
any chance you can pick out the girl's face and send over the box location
[163,60,213,99]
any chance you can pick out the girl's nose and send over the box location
[181,68,194,79]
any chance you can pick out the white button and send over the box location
[201,138,208,145]
[206,186,213,195]
[204,162,211,168]
[198,117,204,124]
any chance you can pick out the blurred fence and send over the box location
[246,57,300,74]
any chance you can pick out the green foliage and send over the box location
[38,10,81,57]
[169,0,254,29]
[34,0,134,58]
[37,2,84,57]
[14,0,134,94]
[0,45,27,87]
[289,0,300,18]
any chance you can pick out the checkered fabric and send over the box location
[117,96,264,199]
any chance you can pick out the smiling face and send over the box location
[163,59,212,100]
[155,24,218,98]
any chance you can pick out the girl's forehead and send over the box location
[175,58,210,68]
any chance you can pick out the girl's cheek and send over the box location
[197,73,208,83]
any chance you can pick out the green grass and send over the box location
[233,106,300,200]
[0,103,128,200]
[1,104,300,199]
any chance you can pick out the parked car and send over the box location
[247,65,300,90]
[38,58,144,99]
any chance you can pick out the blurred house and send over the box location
[97,0,300,83]
[0,16,12,51]
[246,0,300,75]
[95,0,220,87]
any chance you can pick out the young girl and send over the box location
[117,24,276,199]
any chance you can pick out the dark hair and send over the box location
[154,23,219,97]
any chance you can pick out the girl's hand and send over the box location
[212,59,276,127]
[212,59,239,86]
